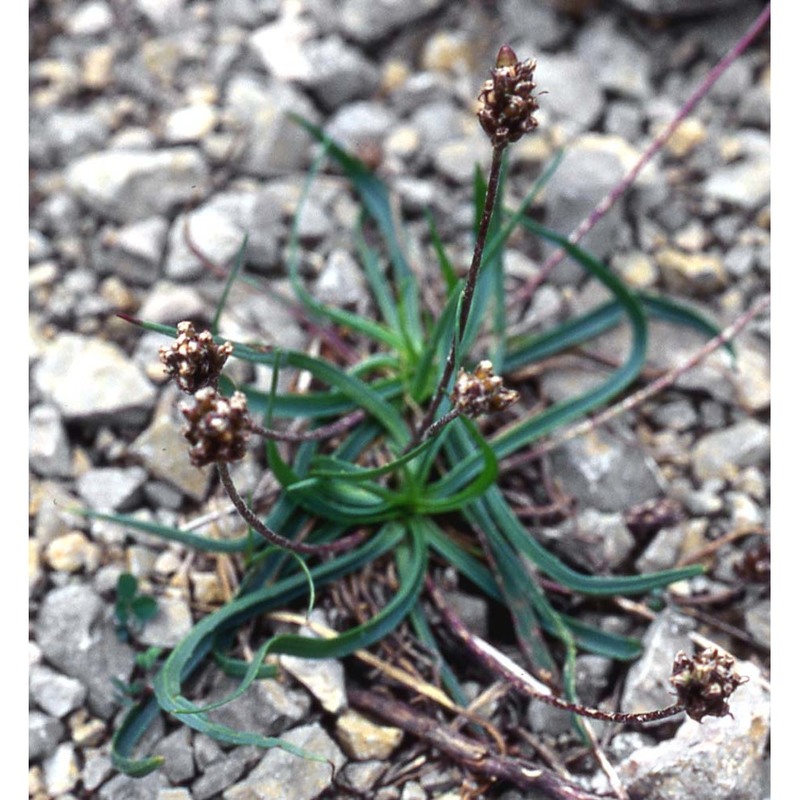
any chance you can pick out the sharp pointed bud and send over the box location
[496,44,517,69]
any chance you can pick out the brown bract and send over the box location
[180,388,251,468]
[670,647,747,722]
[450,360,519,418]
[477,45,540,148]
[160,320,234,394]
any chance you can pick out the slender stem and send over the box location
[413,144,507,444]
[216,461,367,556]
[428,579,685,726]
[513,1,771,306]
[246,409,365,443]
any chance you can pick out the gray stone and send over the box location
[195,662,312,743]
[35,583,134,719]
[324,101,398,155]
[635,524,687,574]
[42,742,80,795]
[576,16,652,99]
[223,722,346,800]
[65,0,114,36]
[192,747,260,800]
[550,426,664,513]
[314,249,369,311]
[137,593,194,648]
[29,711,65,761]
[338,0,446,43]
[304,37,382,111]
[539,509,636,573]
[29,665,88,718]
[75,466,148,512]
[620,609,695,716]
[129,388,213,502]
[137,284,208,328]
[499,0,568,49]
[92,217,168,285]
[39,109,110,164]
[619,659,769,800]
[534,54,604,133]
[541,138,628,280]
[704,158,769,211]
[280,642,347,715]
[33,333,157,422]
[66,147,210,223]
[165,205,247,281]
[691,419,770,481]
[649,399,698,431]
[225,74,319,176]
[29,404,72,478]
[82,751,114,792]
[743,598,769,648]
[98,771,170,800]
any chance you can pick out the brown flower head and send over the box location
[160,321,234,394]
[181,387,251,467]
[477,45,540,148]
[670,648,747,722]
[451,360,519,418]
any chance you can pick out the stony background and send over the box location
[29,1,770,798]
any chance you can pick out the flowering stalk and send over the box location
[414,45,540,444]
[427,579,744,725]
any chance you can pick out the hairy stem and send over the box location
[216,461,366,556]
[413,144,507,444]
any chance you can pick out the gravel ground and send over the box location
[29,1,770,798]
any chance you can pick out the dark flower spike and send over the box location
[670,647,748,722]
[477,44,540,148]
[450,360,519,418]
[160,320,234,394]
[181,388,251,468]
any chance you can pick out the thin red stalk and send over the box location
[247,409,365,443]
[427,579,685,725]
[413,144,507,444]
[514,2,771,305]
[216,462,367,556]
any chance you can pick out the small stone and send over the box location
[66,147,210,223]
[67,710,106,747]
[691,419,770,482]
[704,158,770,211]
[82,45,115,90]
[158,789,193,800]
[75,466,148,512]
[611,251,658,289]
[223,722,346,800]
[420,31,473,74]
[44,531,101,573]
[137,592,193,648]
[42,743,80,796]
[191,572,226,605]
[34,333,157,422]
[66,0,114,35]
[342,760,389,792]
[619,659,769,800]
[660,117,707,158]
[336,709,404,761]
[635,525,686,574]
[655,248,727,295]
[159,726,196,784]
[163,103,218,143]
[339,0,446,44]
[82,751,114,792]
[620,609,694,717]
[29,711,65,761]
[743,599,770,648]
[732,343,770,413]
[29,405,72,478]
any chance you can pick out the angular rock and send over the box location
[33,333,157,422]
[336,709,404,761]
[75,466,148,512]
[338,0,446,43]
[534,54,604,134]
[29,404,72,478]
[223,722,346,800]
[691,419,770,481]
[35,583,133,718]
[66,147,210,223]
[44,531,102,573]
[225,74,319,176]
[29,665,88,718]
[137,593,193,648]
[550,425,664,513]
[29,711,65,761]
[42,742,80,796]
[619,659,769,800]
[92,216,169,285]
[620,609,694,716]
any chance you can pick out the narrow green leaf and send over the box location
[212,234,249,335]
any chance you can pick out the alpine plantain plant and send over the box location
[94,44,747,785]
